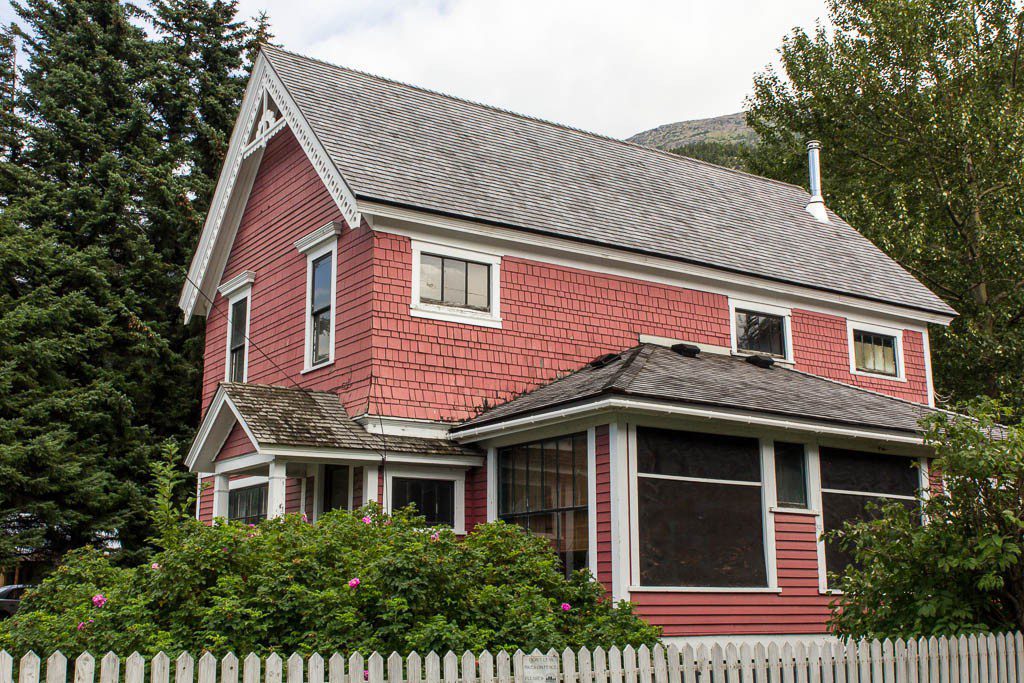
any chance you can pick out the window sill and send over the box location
[410,304,502,329]
[629,586,783,594]
[850,368,907,383]
[301,360,334,375]
[770,506,821,516]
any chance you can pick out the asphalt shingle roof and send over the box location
[222,383,480,458]
[262,45,954,317]
[454,345,939,434]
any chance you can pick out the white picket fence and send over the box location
[3,632,1023,683]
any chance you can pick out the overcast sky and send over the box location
[1,0,828,139]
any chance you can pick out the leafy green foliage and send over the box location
[746,0,1024,413]
[670,140,750,171]
[0,499,660,654]
[829,399,1024,638]
[0,0,267,571]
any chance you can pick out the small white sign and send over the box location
[523,654,559,683]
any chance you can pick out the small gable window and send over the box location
[295,223,340,373]
[735,309,787,358]
[310,253,333,366]
[853,329,899,377]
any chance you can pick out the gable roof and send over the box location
[186,383,480,472]
[258,45,953,318]
[453,344,939,436]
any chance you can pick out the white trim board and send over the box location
[179,52,361,323]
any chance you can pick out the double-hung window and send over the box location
[295,224,339,372]
[218,271,254,383]
[498,434,588,578]
[636,427,768,588]
[820,447,920,585]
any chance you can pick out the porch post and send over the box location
[212,473,230,519]
[267,460,287,518]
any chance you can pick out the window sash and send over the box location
[853,330,898,376]
[420,253,491,312]
[736,309,787,358]
[228,297,248,382]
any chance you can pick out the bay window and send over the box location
[498,433,588,578]
[636,427,768,588]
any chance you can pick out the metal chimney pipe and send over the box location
[805,140,829,223]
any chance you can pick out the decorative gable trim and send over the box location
[178,51,362,323]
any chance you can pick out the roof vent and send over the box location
[589,353,620,368]
[745,354,775,369]
[671,343,701,358]
[805,140,830,223]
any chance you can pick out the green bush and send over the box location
[0,504,659,654]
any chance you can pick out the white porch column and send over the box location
[608,419,632,601]
[212,474,230,520]
[267,460,287,518]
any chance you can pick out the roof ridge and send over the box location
[258,44,811,195]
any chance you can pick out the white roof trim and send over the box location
[451,396,927,446]
[178,52,362,322]
[186,386,261,473]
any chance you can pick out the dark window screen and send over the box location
[774,442,808,508]
[820,448,918,496]
[322,465,350,513]
[228,485,267,525]
[637,427,760,481]
[638,478,767,587]
[823,492,918,579]
[392,477,455,527]
[229,298,247,382]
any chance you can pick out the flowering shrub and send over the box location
[0,505,658,654]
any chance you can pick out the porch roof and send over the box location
[220,383,478,457]
[453,344,941,436]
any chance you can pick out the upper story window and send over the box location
[295,223,340,372]
[847,321,905,380]
[730,299,792,362]
[411,240,502,328]
[217,270,255,384]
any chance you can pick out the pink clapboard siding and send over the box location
[629,512,831,636]
[201,128,374,417]
[464,465,487,532]
[594,425,613,590]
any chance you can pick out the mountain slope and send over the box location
[628,112,755,150]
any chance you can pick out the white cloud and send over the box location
[234,0,827,139]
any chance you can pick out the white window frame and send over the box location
[729,298,794,364]
[383,465,466,534]
[297,231,338,373]
[218,271,255,383]
[847,320,906,382]
[410,240,502,328]
[627,422,781,593]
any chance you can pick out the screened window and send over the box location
[853,330,899,377]
[736,309,787,358]
[310,253,332,366]
[637,428,767,587]
[498,433,588,578]
[228,485,267,525]
[322,465,350,513]
[820,447,919,584]
[420,254,490,311]
[228,297,248,382]
[392,477,455,527]
[774,442,808,509]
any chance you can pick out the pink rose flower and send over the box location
[77,621,86,631]
[430,532,440,541]
[150,563,161,570]
[92,594,107,608]
[301,513,308,522]
[361,516,372,524]
[560,602,572,612]
[348,577,361,588]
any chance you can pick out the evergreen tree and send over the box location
[745,0,1024,413]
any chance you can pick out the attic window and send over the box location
[847,321,904,380]
[731,300,793,362]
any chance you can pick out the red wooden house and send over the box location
[180,46,956,642]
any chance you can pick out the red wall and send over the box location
[594,425,613,590]
[792,309,929,403]
[464,466,487,532]
[630,512,831,636]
